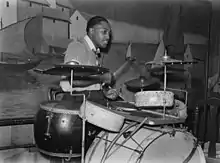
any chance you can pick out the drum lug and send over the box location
[123,131,132,139]
[44,113,54,140]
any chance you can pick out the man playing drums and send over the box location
[60,16,134,151]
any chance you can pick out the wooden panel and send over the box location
[11,124,34,146]
[0,126,11,147]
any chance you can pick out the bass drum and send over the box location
[85,123,206,163]
[34,100,85,158]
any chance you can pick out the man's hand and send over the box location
[99,72,115,85]
[103,88,119,100]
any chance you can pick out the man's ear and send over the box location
[88,28,94,35]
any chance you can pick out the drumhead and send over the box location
[40,101,80,115]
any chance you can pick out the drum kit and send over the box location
[33,54,206,163]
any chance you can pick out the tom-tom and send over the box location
[34,101,82,158]
[134,91,174,107]
[79,100,125,132]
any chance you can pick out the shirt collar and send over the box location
[84,35,100,53]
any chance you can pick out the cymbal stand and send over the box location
[163,51,168,118]
[69,69,86,163]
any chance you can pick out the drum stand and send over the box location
[69,69,87,163]
[163,52,168,118]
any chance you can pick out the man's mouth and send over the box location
[103,40,108,45]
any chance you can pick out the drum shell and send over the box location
[134,91,174,107]
[34,101,95,157]
[79,101,125,132]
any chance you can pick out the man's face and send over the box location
[89,21,111,49]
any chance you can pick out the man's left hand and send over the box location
[100,72,115,85]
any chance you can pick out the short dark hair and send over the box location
[86,16,109,33]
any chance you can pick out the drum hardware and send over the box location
[143,52,198,118]
[44,113,54,140]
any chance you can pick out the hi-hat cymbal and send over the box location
[125,77,161,92]
[145,56,198,65]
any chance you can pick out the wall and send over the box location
[56,5,71,17]
[0,18,31,55]
[0,0,18,28]
[17,0,45,21]
[42,18,68,39]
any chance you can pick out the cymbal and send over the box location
[34,64,109,77]
[146,56,198,65]
[125,77,161,92]
[152,73,187,82]
[149,66,185,73]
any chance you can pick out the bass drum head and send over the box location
[85,124,206,163]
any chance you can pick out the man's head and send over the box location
[86,16,111,49]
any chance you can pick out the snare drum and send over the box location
[134,91,174,107]
[34,100,83,158]
[85,123,206,163]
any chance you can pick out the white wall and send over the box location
[0,0,18,29]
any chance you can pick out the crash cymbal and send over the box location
[34,64,109,77]
[125,77,161,92]
[149,66,185,73]
[146,56,198,65]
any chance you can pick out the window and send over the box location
[53,19,55,23]
[62,8,64,12]
[29,2,32,7]
[6,1,9,7]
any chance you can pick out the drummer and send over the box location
[60,16,132,150]
[60,16,118,102]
